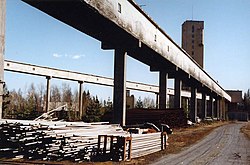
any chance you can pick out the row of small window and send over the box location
[192,25,194,49]
[192,26,195,50]
[192,25,195,44]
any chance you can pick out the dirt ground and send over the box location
[121,121,229,165]
[241,121,250,139]
[1,121,242,165]
[150,121,250,165]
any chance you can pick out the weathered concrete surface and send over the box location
[151,122,250,165]
[22,0,231,102]
[113,49,127,126]
[0,0,6,119]
[159,71,167,109]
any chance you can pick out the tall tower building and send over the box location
[182,20,204,68]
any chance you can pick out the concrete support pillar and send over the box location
[217,98,220,119]
[210,95,214,118]
[169,95,175,108]
[78,81,83,119]
[221,98,225,120]
[224,99,227,120]
[201,92,207,120]
[218,99,221,119]
[0,0,6,119]
[159,71,167,109]
[225,101,228,120]
[182,97,189,116]
[219,99,222,119]
[214,99,218,119]
[45,76,51,112]
[190,87,197,123]
[113,49,127,126]
[155,93,159,109]
[174,77,182,108]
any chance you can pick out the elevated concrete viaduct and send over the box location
[1,1,231,125]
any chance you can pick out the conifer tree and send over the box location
[135,96,143,108]
[83,96,102,122]
[2,83,10,118]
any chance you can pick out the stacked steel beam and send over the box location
[131,132,162,158]
[0,119,168,162]
[0,120,127,162]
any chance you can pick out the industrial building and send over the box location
[226,90,248,121]
[182,20,204,68]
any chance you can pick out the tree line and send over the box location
[243,89,250,111]
[2,82,156,122]
[3,82,249,122]
[2,83,112,122]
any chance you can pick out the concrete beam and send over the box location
[113,49,127,126]
[4,60,158,93]
[4,60,207,99]
[0,0,6,119]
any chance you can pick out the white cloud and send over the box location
[52,53,62,58]
[52,53,85,60]
[72,54,85,59]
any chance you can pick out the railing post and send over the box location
[161,132,167,150]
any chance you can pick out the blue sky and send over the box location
[4,0,250,101]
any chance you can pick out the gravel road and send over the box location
[151,122,250,165]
